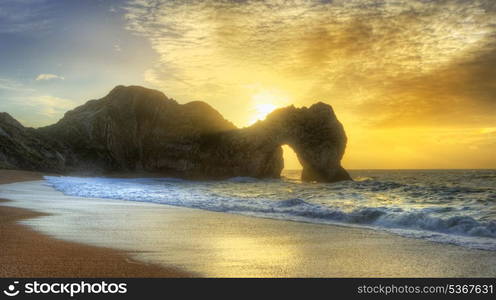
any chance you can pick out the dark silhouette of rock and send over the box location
[37,85,236,173]
[251,103,350,182]
[191,103,351,182]
[0,85,350,182]
[0,113,65,171]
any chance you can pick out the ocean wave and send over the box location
[44,174,496,251]
[275,198,308,207]
[227,176,262,183]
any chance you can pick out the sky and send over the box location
[0,0,495,169]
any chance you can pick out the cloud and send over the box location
[1,92,76,127]
[28,95,74,117]
[354,47,496,128]
[0,0,53,34]
[122,0,496,128]
[35,73,64,81]
[0,78,34,92]
[0,77,74,126]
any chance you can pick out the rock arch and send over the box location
[242,102,351,182]
[0,85,351,183]
[202,101,351,182]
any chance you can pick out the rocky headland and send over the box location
[0,85,350,182]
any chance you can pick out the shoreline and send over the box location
[0,170,192,277]
[1,170,496,277]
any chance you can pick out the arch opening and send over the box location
[281,144,303,179]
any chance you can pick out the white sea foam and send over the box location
[44,169,496,251]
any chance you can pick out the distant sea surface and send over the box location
[45,169,496,250]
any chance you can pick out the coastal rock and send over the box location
[38,85,236,173]
[252,103,351,182]
[0,85,350,182]
[194,103,351,182]
[0,113,65,171]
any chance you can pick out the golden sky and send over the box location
[121,0,496,169]
[1,0,495,169]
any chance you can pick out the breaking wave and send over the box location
[44,169,496,251]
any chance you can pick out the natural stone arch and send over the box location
[0,85,351,183]
[210,102,351,182]
[255,102,351,182]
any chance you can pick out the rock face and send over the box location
[37,85,237,174]
[193,103,351,182]
[0,85,351,182]
[249,103,351,182]
[0,113,65,171]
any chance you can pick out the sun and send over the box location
[253,103,278,122]
[248,90,289,125]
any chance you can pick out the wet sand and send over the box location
[0,170,191,277]
[1,173,496,277]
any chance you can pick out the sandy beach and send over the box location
[0,170,190,277]
[1,170,496,277]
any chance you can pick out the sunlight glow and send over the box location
[480,128,496,134]
[251,103,278,124]
[282,145,302,170]
[248,90,290,125]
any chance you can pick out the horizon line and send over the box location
[283,168,496,171]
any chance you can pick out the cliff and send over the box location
[0,113,65,171]
[0,85,350,182]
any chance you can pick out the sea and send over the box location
[44,169,496,251]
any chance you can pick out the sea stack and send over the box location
[0,85,351,182]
